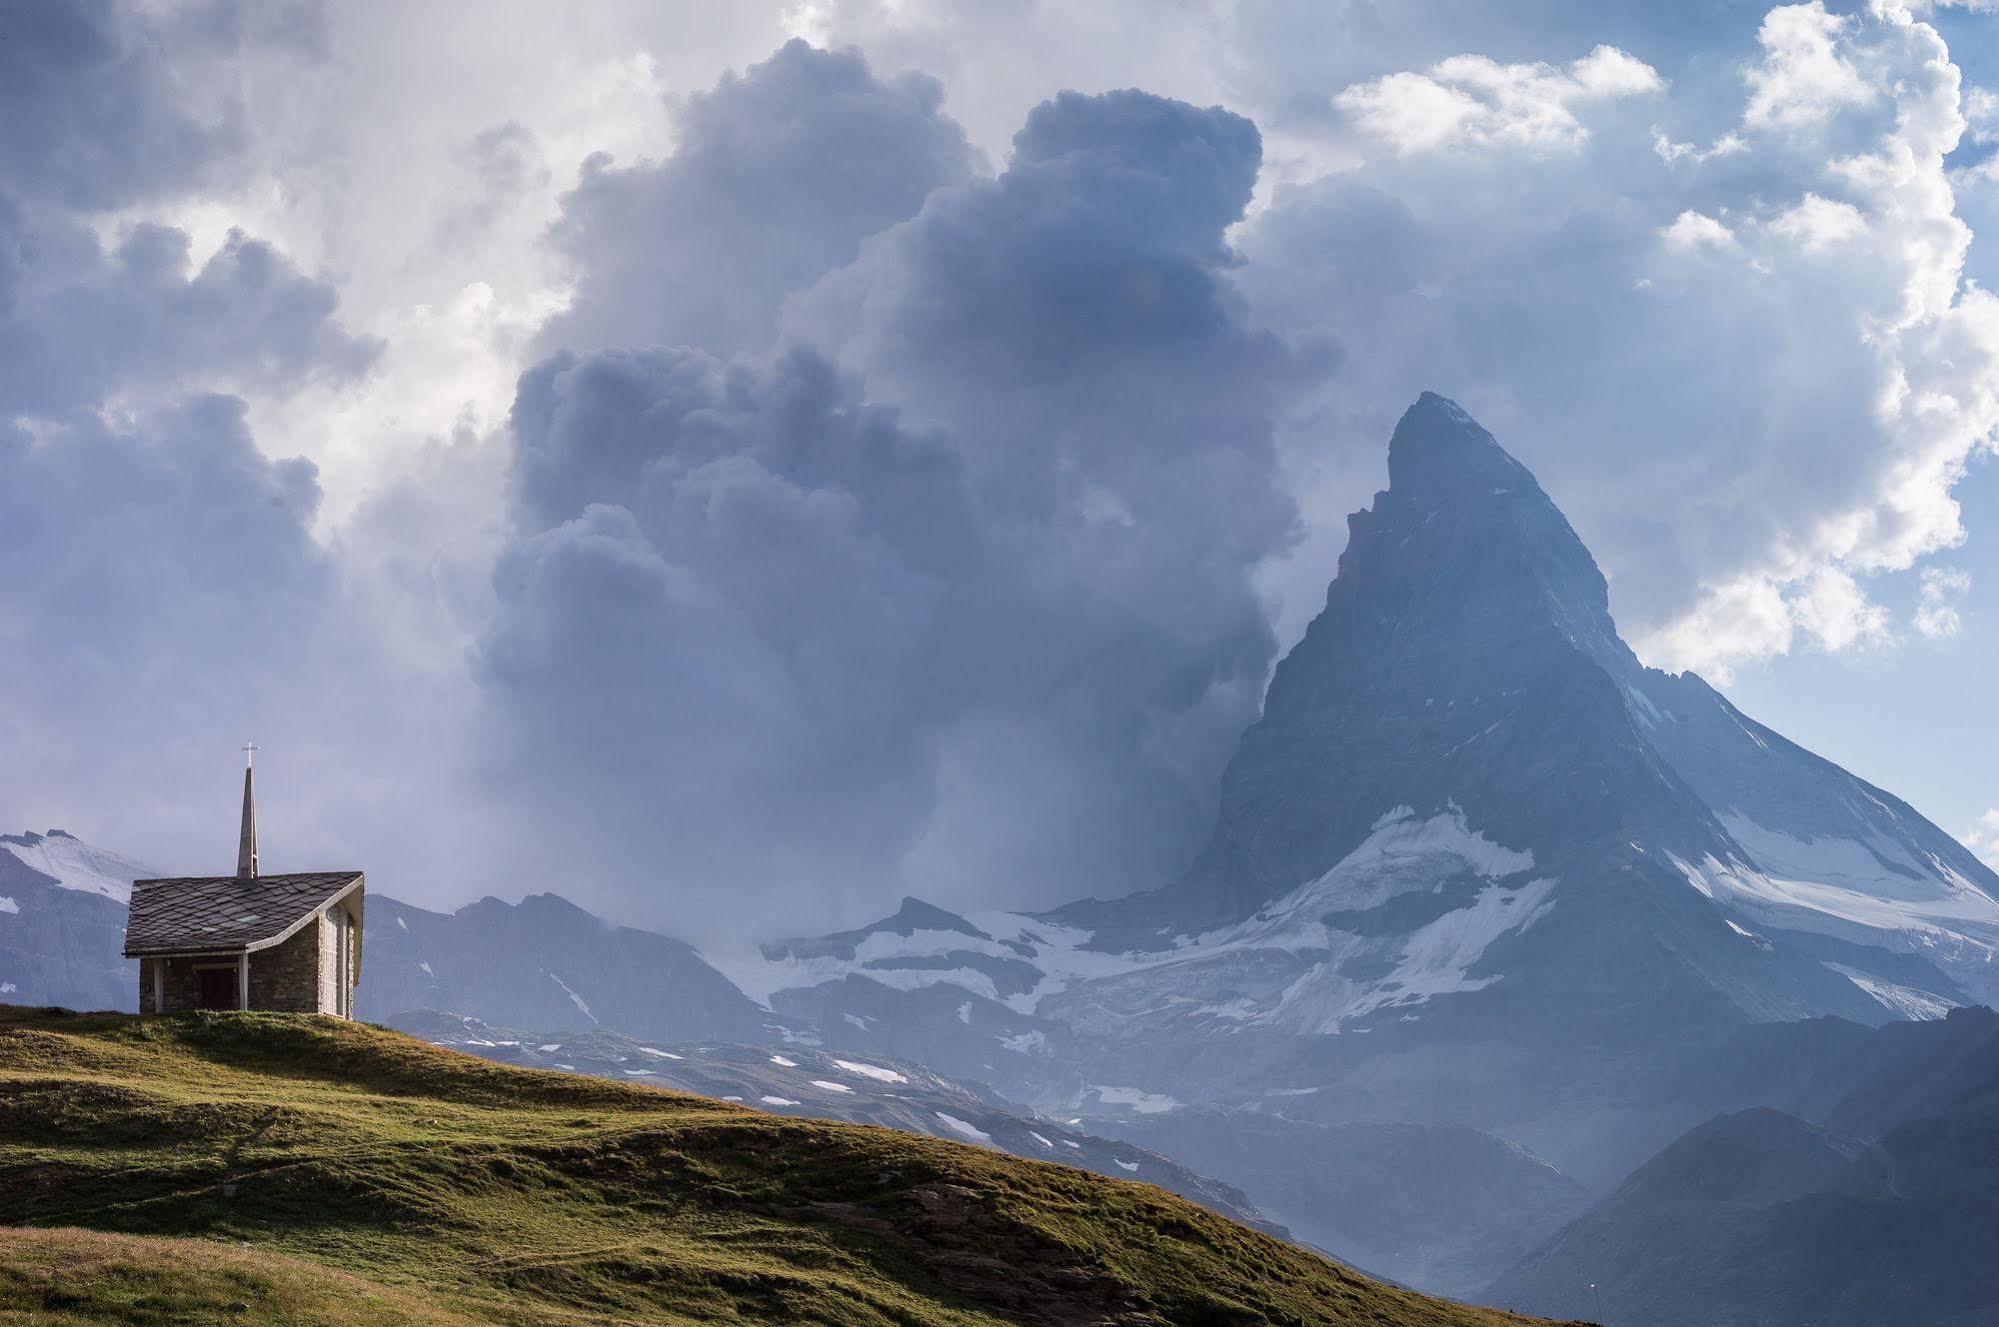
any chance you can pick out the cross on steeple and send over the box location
[236,742,259,880]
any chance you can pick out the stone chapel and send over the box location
[124,747,363,1015]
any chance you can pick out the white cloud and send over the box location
[1653,129,1748,165]
[1914,565,1971,636]
[1965,809,1999,869]
[1794,566,1895,650]
[1642,579,1797,682]
[1640,9,1999,672]
[1643,568,1894,679]
[1250,3,1999,685]
[1744,2,1874,131]
[1770,192,1868,250]
[1662,209,1738,250]
[1963,84,1999,134]
[1338,44,1662,155]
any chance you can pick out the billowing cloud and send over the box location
[538,39,977,360]
[1743,1,1874,131]
[0,0,400,875]
[0,398,334,843]
[1338,45,1663,155]
[1243,5,1999,682]
[5,1,1999,933]
[0,0,321,211]
[476,84,1319,934]
[0,205,377,418]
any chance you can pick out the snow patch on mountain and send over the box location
[1668,845,1999,1004]
[0,830,154,904]
[1720,813,1983,906]
[1669,847,1999,956]
[833,1059,907,1084]
[935,1112,992,1144]
[542,970,597,1022]
[1822,963,1956,1020]
[1090,1085,1182,1114]
[1063,806,1551,1036]
[734,806,1550,1039]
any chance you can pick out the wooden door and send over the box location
[197,967,236,1011]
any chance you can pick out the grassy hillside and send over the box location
[0,1007,1569,1327]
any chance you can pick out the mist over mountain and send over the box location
[1490,1007,1999,1327]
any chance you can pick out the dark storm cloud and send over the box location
[0,0,364,421]
[0,203,379,418]
[0,397,338,824]
[0,0,320,211]
[0,0,383,872]
[539,38,979,360]
[479,349,976,908]
[0,396,329,650]
[482,75,1328,934]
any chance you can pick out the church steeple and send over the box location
[236,742,258,880]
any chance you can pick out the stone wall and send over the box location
[319,905,339,1011]
[248,919,326,1012]
[143,916,331,1013]
[151,954,231,1012]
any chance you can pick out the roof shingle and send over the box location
[123,871,363,956]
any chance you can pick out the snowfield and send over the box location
[720,806,1554,1039]
[0,831,155,904]
[934,1112,992,1144]
[1667,829,1999,1008]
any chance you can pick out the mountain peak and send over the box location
[1386,392,1537,501]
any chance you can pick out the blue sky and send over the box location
[2,0,1996,935]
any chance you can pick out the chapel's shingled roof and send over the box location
[123,871,363,957]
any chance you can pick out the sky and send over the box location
[3,0,1998,940]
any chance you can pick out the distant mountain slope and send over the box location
[1488,1007,1999,1327]
[0,833,136,1010]
[1097,1110,1589,1299]
[0,829,153,904]
[395,1008,1282,1235]
[357,891,775,1044]
[0,1006,1569,1327]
